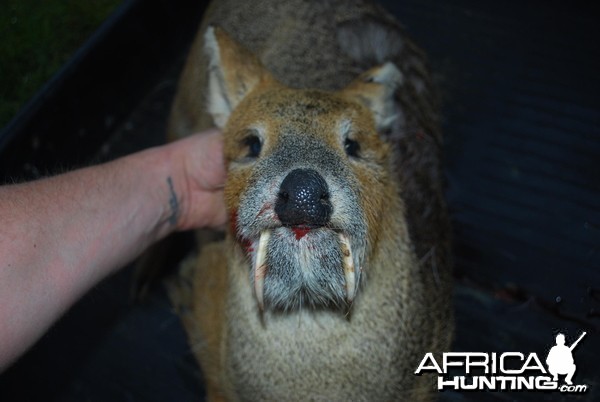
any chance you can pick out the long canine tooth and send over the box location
[339,233,356,303]
[254,230,271,310]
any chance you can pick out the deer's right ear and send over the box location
[204,26,274,128]
[341,62,403,134]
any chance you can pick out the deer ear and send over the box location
[204,26,275,128]
[341,62,403,133]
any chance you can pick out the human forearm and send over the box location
[0,130,225,370]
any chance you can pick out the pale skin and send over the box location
[0,128,226,371]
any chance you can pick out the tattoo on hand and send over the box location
[167,177,179,226]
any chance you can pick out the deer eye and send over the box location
[344,138,360,157]
[243,134,262,158]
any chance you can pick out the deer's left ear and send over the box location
[204,26,276,128]
[341,62,403,133]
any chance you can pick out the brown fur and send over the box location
[168,0,452,400]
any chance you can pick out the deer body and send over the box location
[168,1,452,400]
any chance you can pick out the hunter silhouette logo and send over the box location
[415,330,589,394]
[546,332,586,385]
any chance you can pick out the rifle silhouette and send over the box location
[569,331,586,352]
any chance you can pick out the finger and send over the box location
[186,129,226,191]
[201,130,227,190]
[181,189,227,231]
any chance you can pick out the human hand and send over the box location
[166,128,227,231]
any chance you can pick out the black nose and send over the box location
[275,168,332,228]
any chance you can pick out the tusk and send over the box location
[254,230,271,310]
[339,233,356,303]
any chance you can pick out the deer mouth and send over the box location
[251,228,359,311]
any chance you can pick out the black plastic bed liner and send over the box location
[0,0,598,401]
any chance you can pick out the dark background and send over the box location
[0,0,598,400]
